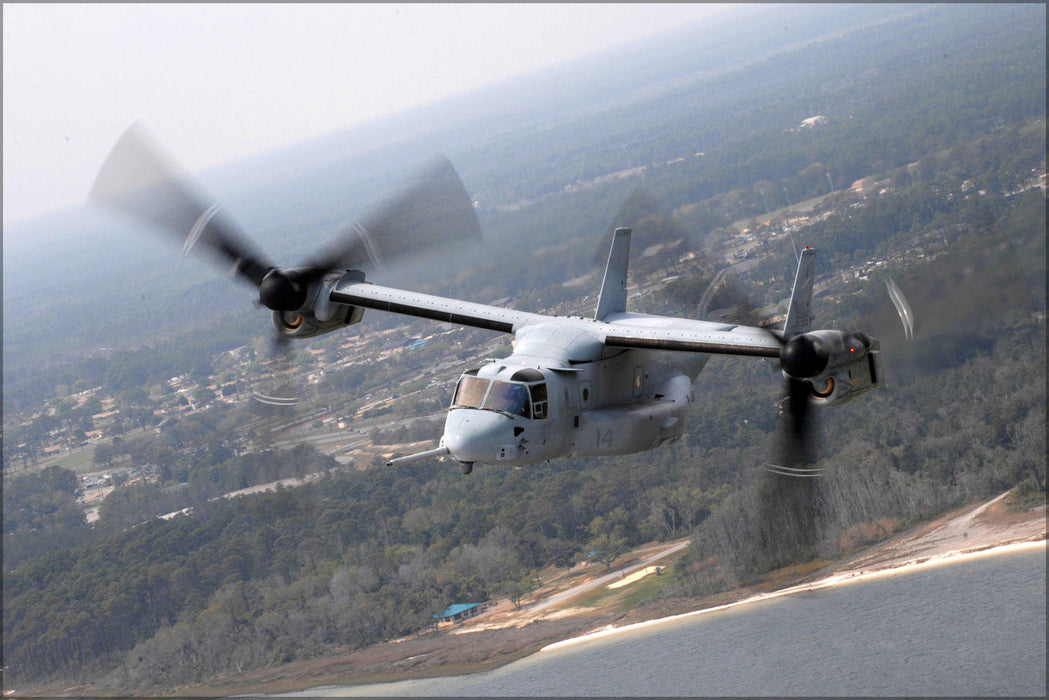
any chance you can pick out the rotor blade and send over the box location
[297,156,481,280]
[885,277,914,340]
[88,123,274,287]
[847,227,1036,381]
[250,391,302,407]
[780,375,817,469]
[761,463,826,478]
[251,331,303,406]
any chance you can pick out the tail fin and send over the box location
[595,228,631,321]
[783,247,817,338]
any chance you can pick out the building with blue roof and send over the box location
[434,602,484,624]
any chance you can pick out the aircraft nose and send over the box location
[443,409,518,464]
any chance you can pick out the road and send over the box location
[527,539,690,613]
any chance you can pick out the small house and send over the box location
[434,602,484,625]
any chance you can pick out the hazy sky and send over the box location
[3,3,732,225]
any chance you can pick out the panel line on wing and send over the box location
[604,334,780,357]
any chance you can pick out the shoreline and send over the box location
[286,490,1046,696]
[19,491,1044,697]
[541,538,1046,654]
[539,488,1048,657]
[299,532,1046,698]
[275,536,1045,697]
[260,491,1045,697]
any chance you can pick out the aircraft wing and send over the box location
[600,314,782,358]
[330,279,548,333]
[331,280,782,359]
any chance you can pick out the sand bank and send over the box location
[543,490,1046,653]
[177,490,1045,696]
[544,538,1044,653]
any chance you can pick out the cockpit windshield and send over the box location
[482,382,531,418]
[452,373,548,420]
[452,375,489,409]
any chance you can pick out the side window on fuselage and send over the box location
[529,382,548,420]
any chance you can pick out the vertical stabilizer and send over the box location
[595,228,631,321]
[783,247,817,338]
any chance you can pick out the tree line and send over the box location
[5,273,1042,691]
[6,109,1044,693]
[3,3,1044,691]
[5,5,1044,421]
[6,75,1045,695]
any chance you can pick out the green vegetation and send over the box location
[5,269,1042,691]
[2,3,1045,693]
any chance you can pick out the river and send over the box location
[283,543,1045,697]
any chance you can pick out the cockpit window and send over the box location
[483,381,532,419]
[451,373,549,421]
[453,375,489,408]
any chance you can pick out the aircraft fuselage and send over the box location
[443,320,709,468]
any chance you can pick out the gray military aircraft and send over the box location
[90,125,883,475]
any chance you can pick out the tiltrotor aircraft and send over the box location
[90,126,884,475]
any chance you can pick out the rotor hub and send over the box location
[258,270,307,311]
[780,334,827,379]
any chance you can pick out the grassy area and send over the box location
[756,559,832,591]
[565,563,679,612]
[27,425,159,477]
[615,568,677,611]
[36,444,100,475]
[726,191,835,234]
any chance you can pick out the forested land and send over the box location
[5,3,1045,412]
[3,3,1045,693]
[5,298,1043,691]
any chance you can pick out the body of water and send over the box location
[290,544,1046,696]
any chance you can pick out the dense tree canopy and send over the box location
[3,3,1044,692]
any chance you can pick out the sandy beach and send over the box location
[544,495,1046,653]
[184,488,1044,697]
[439,487,1048,656]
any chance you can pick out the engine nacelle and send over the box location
[781,330,883,406]
[273,304,365,339]
[808,345,883,405]
[784,331,881,407]
[273,269,366,339]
